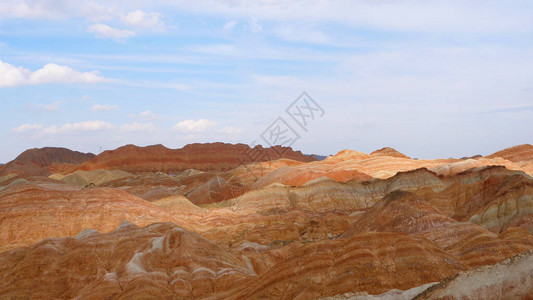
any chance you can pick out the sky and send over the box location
[0,0,532,162]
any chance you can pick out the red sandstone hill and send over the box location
[1,143,533,299]
[0,157,532,298]
[69,143,315,174]
[370,146,411,159]
[0,182,197,252]
[487,143,533,162]
[0,147,95,177]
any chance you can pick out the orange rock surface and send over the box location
[243,146,532,188]
[341,190,533,268]
[486,143,533,162]
[0,222,255,299]
[223,232,465,299]
[1,143,533,299]
[0,183,194,252]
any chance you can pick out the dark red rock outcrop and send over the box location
[0,147,95,176]
[70,143,315,174]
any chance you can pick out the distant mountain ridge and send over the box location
[67,143,316,174]
[0,147,95,177]
[306,153,329,161]
[2,143,532,178]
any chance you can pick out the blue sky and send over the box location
[1,0,532,162]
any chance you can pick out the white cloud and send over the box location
[223,20,238,30]
[45,120,113,134]
[0,1,117,22]
[140,110,156,119]
[252,74,306,89]
[249,17,262,33]
[91,104,118,111]
[0,59,105,87]
[183,133,203,140]
[0,60,29,87]
[31,63,102,84]
[273,25,330,44]
[190,44,239,56]
[164,1,533,34]
[2,1,533,34]
[130,110,158,121]
[88,24,135,40]
[172,119,217,133]
[79,2,119,22]
[217,126,244,134]
[13,121,113,136]
[13,124,44,133]
[43,101,60,111]
[123,9,164,29]
[0,2,60,19]
[120,122,158,132]
[27,101,60,111]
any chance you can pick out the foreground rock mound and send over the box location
[0,224,472,299]
[414,249,533,299]
[221,232,465,299]
[0,223,255,299]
